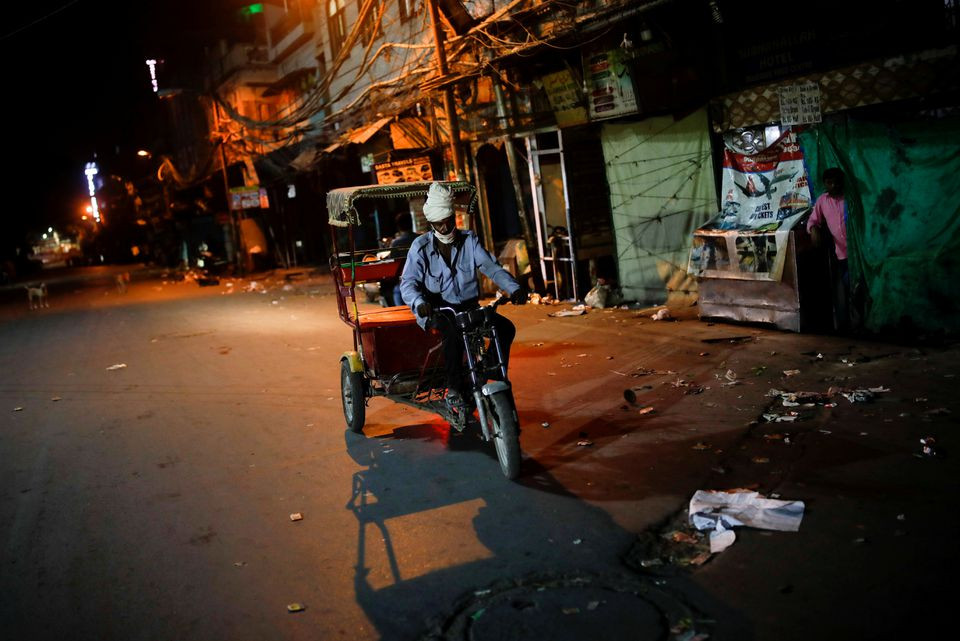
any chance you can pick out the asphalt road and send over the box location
[3,266,957,640]
[0,268,676,641]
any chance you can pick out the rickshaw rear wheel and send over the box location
[341,359,366,433]
[487,391,521,479]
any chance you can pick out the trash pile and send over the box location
[180,269,220,287]
[761,385,892,422]
[529,293,561,305]
[623,488,805,569]
[548,304,589,317]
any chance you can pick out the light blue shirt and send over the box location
[400,230,520,328]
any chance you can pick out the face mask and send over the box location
[434,229,456,244]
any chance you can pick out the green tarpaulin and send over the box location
[799,117,960,333]
[603,109,717,304]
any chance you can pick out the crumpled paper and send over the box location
[689,489,805,553]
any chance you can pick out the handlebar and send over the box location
[429,294,511,328]
[434,293,509,317]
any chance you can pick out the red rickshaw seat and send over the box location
[353,305,441,376]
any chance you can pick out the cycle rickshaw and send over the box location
[327,181,522,479]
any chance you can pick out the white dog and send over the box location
[26,283,48,310]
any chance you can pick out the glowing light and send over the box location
[240,3,264,17]
[145,59,158,93]
[137,149,151,157]
[84,162,101,222]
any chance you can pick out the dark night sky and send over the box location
[1,0,228,243]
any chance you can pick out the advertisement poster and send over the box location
[229,186,268,210]
[540,68,588,128]
[374,156,434,184]
[583,49,638,121]
[688,130,811,281]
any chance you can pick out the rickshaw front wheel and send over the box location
[487,391,521,480]
[341,359,366,433]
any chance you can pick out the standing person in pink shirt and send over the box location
[807,167,851,332]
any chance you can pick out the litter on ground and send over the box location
[918,436,937,457]
[688,489,806,553]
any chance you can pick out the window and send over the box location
[327,0,348,57]
[358,0,384,45]
[398,0,420,23]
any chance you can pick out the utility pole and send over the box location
[425,0,465,180]
[212,100,244,275]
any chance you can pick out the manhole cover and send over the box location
[422,572,701,641]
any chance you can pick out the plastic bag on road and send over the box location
[584,282,622,309]
[689,489,805,553]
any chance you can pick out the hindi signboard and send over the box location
[778,82,822,126]
[583,49,639,121]
[540,69,588,128]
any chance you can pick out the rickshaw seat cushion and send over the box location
[352,305,418,328]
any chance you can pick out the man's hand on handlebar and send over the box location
[416,301,433,318]
[509,287,528,306]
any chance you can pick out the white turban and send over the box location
[422,182,454,222]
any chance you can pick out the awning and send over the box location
[390,117,433,149]
[346,116,393,145]
[290,147,321,172]
[319,116,393,156]
[254,145,302,184]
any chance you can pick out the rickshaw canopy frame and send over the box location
[326,180,477,227]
